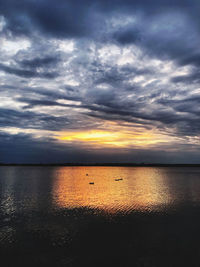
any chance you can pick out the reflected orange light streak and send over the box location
[53,167,173,213]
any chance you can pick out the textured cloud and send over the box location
[0,63,58,78]
[0,0,200,163]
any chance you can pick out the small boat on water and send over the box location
[89,182,94,185]
[115,178,123,181]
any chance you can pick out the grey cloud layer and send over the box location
[0,0,200,162]
[1,131,200,164]
[1,0,200,66]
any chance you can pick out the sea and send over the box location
[0,166,200,267]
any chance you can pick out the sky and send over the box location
[0,0,200,163]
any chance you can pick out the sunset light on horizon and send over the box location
[1,0,200,163]
[58,128,172,148]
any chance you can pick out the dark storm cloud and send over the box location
[78,84,200,137]
[113,16,199,66]
[0,131,200,164]
[0,63,40,78]
[0,0,91,37]
[0,63,58,79]
[0,108,70,131]
[157,94,200,115]
[17,97,81,109]
[0,132,74,164]
[113,28,142,45]
[0,0,197,37]
[83,101,177,126]
[14,87,82,106]
[171,69,200,84]
[19,56,59,69]
[1,0,199,68]
[178,53,200,67]
[120,66,153,76]
[152,95,200,136]
[0,83,82,105]
[1,0,200,163]
[93,65,152,86]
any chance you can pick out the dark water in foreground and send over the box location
[1,166,200,266]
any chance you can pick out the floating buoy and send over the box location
[86,174,88,176]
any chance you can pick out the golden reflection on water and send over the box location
[52,167,174,213]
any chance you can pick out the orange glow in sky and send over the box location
[57,127,171,148]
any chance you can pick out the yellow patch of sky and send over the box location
[58,126,171,148]
[2,122,184,149]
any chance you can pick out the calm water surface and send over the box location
[1,166,200,214]
[1,166,200,267]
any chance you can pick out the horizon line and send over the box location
[1,163,200,167]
